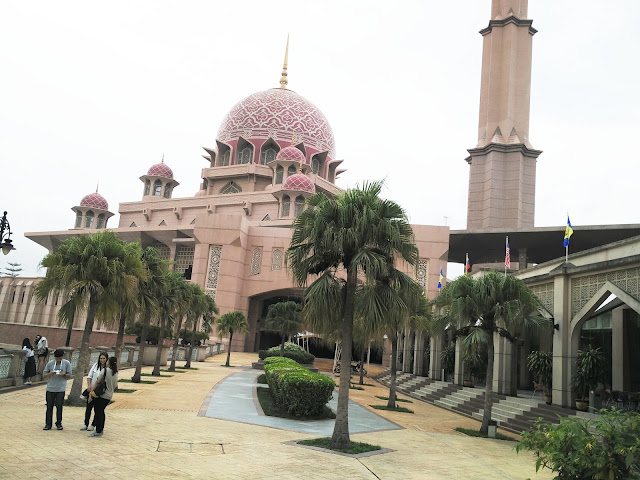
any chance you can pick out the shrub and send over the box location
[178,328,210,345]
[258,342,315,364]
[125,322,173,345]
[515,409,640,479]
[263,356,335,417]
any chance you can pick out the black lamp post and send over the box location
[0,211,16,255]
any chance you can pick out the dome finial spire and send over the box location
[96,181,99,193]
[162,152,165,163]
[279,34,289,89]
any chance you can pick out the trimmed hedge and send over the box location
[263,356,335,417]
[258,342,315,364]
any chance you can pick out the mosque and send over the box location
[2,0,640,410]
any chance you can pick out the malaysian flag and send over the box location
[505,236,511,269]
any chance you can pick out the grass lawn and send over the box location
[370,404,414,414]
[161,369,186,373]
[256,387,335,420]
[114,388,136,393]
[374,395,413,403]
[141,373,173,377]
[176,366,198,370]
[119,379,157,384]
[350,384,364,390]
[454,427,515,441]
[298,437,381,455]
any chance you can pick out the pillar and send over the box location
[413,332,426,376]
[493,334,515,395]
[429,335,443,380]
[402,328,413,373]
[611,306,625,391]
[454,337,465,386]
[552,269,572,407]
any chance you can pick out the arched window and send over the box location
[220,150,230,166]
[85,210,94,228]
[311,157,322,175]
[164,183,171,198]
[220,181,242,194]
[96,213,105,229]
[75,212,82,228]
[275,165,284,184]
[261,148,277,165]
[281,195,290,217]
[287,165,297,177]
[294,196,305,217]
[144,179,151,195]
[238,147,252,164]
[153,180,162,196]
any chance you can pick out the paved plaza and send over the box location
[0,353,551,479]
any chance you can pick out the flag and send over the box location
[505,236,511,269]
[465,253,471,275]
[563,216,573,247]
[437,268,443,289]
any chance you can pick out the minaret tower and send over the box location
[466,0,542,229]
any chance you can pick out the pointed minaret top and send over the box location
[280,34,289,89]
[161,152,165,163]
[491,0,527,19]
[96,182,99,193]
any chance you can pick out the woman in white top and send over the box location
[88,356,118,437]
[35,334,48,374]
[21,338,36,384]
[82,352,107,431]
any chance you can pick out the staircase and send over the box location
[374,371,577,435]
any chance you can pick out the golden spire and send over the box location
[162,152,165,163]
[96,182,99,193]
[279,34,289,89]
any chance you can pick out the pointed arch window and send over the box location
[294,196,305,217]
[238,146,252,164]
[96,213,105,229]
[153,180,162,196]
[75,212,82,228]
[144,179,151,195]
[311,157,324,175]
[85,210,94,228]
[287,165,297,177]
[220,181,242,194]
[163,183,172,198]
[220,150,230,166]
[261,148,277,165]
[275,165,284,184]
[281,195,290,217]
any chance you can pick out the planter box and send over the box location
[141,345,168,366]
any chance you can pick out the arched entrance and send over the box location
[245,288,303,353]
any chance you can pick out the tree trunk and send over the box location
[65,310,75,347]
[152,316,166,376]
[387,331,398,408]
[168,315,183,371]
[66,293,98,405]
[330,266,357,450]
[358,344,365,385]
[114,311,127,365]
[185,321,197,368]
[225,331,233,367]
[280,336,285,357]
[131,317,149,383]
[480,331,495,435]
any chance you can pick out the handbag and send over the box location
[93,369,108,397]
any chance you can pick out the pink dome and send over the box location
[277,146,305,163]
[80,193,108,211]
[217,88,335,158]
[147,162,174,179]
[282,173,316,194]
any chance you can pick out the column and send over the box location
[454,337,465,386]
[552,270,572,407]
[429,335,443,380]
[611,306,625,391]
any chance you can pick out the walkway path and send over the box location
[0,353,552,480]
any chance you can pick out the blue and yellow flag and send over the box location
[563,216,573,247]
[437,268,443,290]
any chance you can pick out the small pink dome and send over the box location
[80,193,108,211]
[282,173,316,194]
[147,162,174,179]
[276,146,306,163]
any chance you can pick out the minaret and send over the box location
[466,0,542,229]
[279,34,289,89]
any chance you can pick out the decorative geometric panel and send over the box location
[149,242,171,261]
[205,245,222,301]
[571,267,640,317]
[217,89,336,158]
[416,260,428,288]
[0,356,11,379]
[251,248,262,275]
[272,249,283,270]
[174,245,195,274]
[529,282,554,314]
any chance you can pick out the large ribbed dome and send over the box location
[282,173,316,194]
[217,88,335,158]
[80,192,108,210]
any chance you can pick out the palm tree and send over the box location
[434,271,544,435]
[168,281,196,371]
[216,311,248,367]
[264,301,302,357]
[131,247,169,383]
[184,287,218,368]
[152,271,184,376]
[35,231,140,405]
[288,181,417,449]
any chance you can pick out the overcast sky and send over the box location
[1,0,639,278]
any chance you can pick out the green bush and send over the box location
[258,342,315,364]
[178,328,210,346]
[125,322,173,345]
[263,356,335,417]
[515,408,640,479]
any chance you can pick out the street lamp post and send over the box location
[0,211,16,255]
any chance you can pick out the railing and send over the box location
[119,350,128,365]
[0,355,11,379]
[70,352,80,369]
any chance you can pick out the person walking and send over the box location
[88,356,118,437]
[82,352,107,431]
[42,349,72,431]
[35,334,49,374]
[22,338,36,384]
